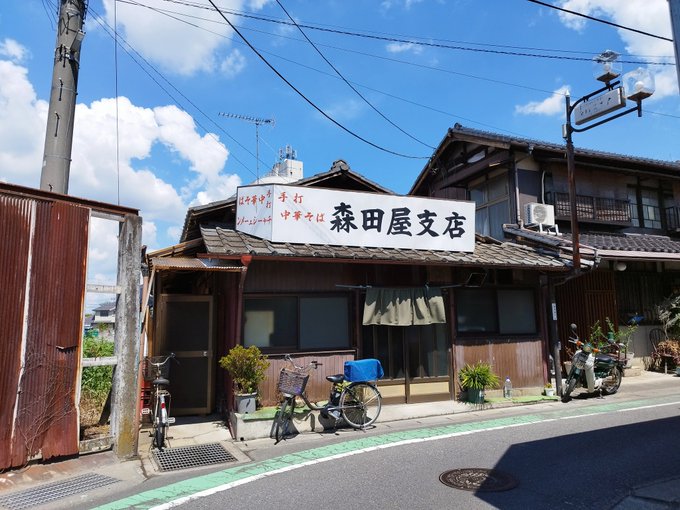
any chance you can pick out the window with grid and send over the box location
[470,175,510,240]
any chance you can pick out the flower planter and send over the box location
[466,388,485,404]
[235,392,257,414]
[544,387,555,396]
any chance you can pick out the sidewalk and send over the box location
[0,370,677,509]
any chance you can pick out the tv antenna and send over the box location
[219,112,275,179]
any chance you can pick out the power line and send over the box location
[275,0,434,150]
[526,0,674,43]
[148,0,674,66]
[205,0,429,160]
[86,4,260,178]
[122,0,528,138]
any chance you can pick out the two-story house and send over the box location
[410,124,680,362]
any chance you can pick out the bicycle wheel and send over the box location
[152,393,166,449]
[275,396,296,443]
[154,423,166,450]
[340,382,381,429]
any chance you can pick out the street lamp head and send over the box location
[623,67,655,102]
[593,50,621,83]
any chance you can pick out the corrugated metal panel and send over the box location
[0,195,34,469]
[1,197,89,469]
[150,257,242,272]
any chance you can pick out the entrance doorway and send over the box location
[156,294,214,415]
[362,324,451,403]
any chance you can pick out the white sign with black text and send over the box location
[236,184,476,252]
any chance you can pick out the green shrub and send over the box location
[81,334,114,399]
[219,345,270,394]
[459,361,500,390]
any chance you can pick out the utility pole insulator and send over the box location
[40,0,88,195]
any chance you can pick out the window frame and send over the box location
[242,293,352,353]
[454,286,538,336]
[469,174,510,240]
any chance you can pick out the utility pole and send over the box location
[670,0,680,94]
[219,113,274,180]
[40,0,87,194]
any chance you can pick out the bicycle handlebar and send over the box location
[283,354,322,372]
[148,353,176,367]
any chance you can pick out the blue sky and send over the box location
[0,0,678,299]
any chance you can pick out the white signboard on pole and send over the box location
[236,184,476,252]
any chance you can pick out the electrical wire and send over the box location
[86,4,260,178]
[526,0,674,43]
[114,0,120,205]
[205,0,429,160]
[121,0,527,137]
[274,0,435,150]
[146,0,674,66]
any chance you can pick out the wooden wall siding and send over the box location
[258,352,356,407]
[243,260,430,293]
[555,270,617,357]
[615,271,667,323]
[453,338,544,389]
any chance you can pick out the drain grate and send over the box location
[0,473,119,510]
[152,442,237,472]
[439,468,518,492]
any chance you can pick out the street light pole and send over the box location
[556,52,654,396]
[564,92,581,272]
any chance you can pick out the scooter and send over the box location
[561,323,626,402]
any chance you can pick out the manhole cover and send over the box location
[152,442,237,472]
[439,468,518,492]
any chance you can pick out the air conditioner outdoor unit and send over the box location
[525,202,555,226]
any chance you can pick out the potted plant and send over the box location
[544,382,555,396]
[219,345,270,414]
[459,362,500,404]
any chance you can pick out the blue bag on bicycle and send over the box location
[344,359,384,382]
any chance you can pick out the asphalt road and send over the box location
[165,399,679,510]
[80,374,680,510]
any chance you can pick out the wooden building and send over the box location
[412,124,680,361]
[148,160,574,415]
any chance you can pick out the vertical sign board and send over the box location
[236,184,476,252]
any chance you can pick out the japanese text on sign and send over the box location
[236,184,475,252]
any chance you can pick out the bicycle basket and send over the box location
[143,356,171,382]
[277,369,309,396]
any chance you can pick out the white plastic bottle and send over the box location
[503,376,512,398]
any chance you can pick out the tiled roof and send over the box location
[447,124,680,171]
[200,226,571,269]
[504,225,680,257]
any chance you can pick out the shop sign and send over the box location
[236,184,475,252]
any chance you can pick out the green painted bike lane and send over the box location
[96,395,680,510]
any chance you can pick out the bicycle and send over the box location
[141,353,177,450]
[272,355,383,443]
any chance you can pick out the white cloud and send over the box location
[101,0,266,76]
[0,38,29,62]
[220,49,247,79]
[0,60,47,186]
[515,86,571,116]
[0,55,239,281]
[386,42,423,55]
[556,0,677,97]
